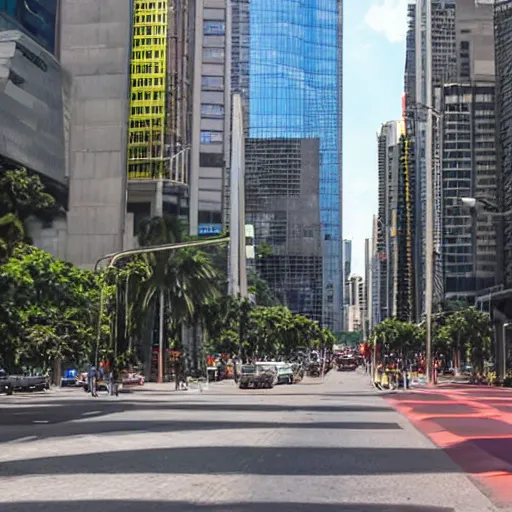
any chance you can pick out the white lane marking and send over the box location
[32,420,49,424]
[5,436,37,444]
[82,410,101,417]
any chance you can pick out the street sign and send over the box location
[198,224,223,236]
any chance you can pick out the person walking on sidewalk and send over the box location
[88,364,98,397]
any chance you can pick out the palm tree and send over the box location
[134,215,220,380]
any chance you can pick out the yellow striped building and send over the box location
[128,1,168,179]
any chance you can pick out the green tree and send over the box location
[438,307,492,373]
[372,318,422,360]
[0,168,59,261]
[123,215,222,375]
[0,245,105,373]
[248,269,279,306]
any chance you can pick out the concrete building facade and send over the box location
[59,0,131,268]
[190,0,230,237]
[439,0,497,300]
[346,274,364,333]
[377,120,402,322]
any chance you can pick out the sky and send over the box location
[343,0,408,275]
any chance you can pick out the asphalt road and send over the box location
[0,372,505,512]
[388,384,512,508]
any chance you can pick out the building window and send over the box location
[204,21,225,35]
[202,76,224,90]
[201,104,224,118]
[200,152,224,167]
[203,48,225,61]
[200,131,223,144]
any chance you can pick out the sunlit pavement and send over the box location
[0,374,505,512]
[387,385,512,508]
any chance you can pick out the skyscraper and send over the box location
[440,0,497,300]
[60,0,195,266]
[342,238,352,329]
[407,0,457,316]
[236,0,343,331]
[495,0,512,288]
[343,239,352,280]
[377,120,403,321]
[59,0,131,267]
[0,1,66,192]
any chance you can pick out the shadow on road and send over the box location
[1,501,456,512]
[0,401,392,428]
[0,446,464,477]
[0,419,402,443]
[444,436,512,474]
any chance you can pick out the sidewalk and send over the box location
[387,384,512,508]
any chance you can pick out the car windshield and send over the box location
[241,365,256,374]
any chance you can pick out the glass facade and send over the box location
[0,28,67,185]
[248,0,343,330]
[0,0,57,54]
[495,0,512,288]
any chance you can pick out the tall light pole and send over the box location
[424,0,434,385]
[229,93,248,298]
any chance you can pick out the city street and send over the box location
[0,372,506,512]
[388,384,512,508]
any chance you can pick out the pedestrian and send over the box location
[109,364,119,396]
[174,357,181,391]
[88,363,98,397]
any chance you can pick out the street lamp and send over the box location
[459,197,512,217]
[460,197,477,209]
[415,102,436,386]
[94,235,230,382]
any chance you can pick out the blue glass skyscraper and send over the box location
[240,0,343,330]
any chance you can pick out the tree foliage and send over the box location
[371,318,422,357]
[0,244,106,371]
[0,169,337,377]
[437,307,492,373]
[0,168,59,262]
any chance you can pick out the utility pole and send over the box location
[229,93,247,298]
[425,0,434,385]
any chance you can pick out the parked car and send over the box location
[60,369,78,387]
[257,362,294,385]
[337,356,357,371]
[239,365,275,389]
[8,373,49,392]
[0,369,13,395]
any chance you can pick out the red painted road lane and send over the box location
[386,385,512,507]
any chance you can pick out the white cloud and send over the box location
[364,0,408,43]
